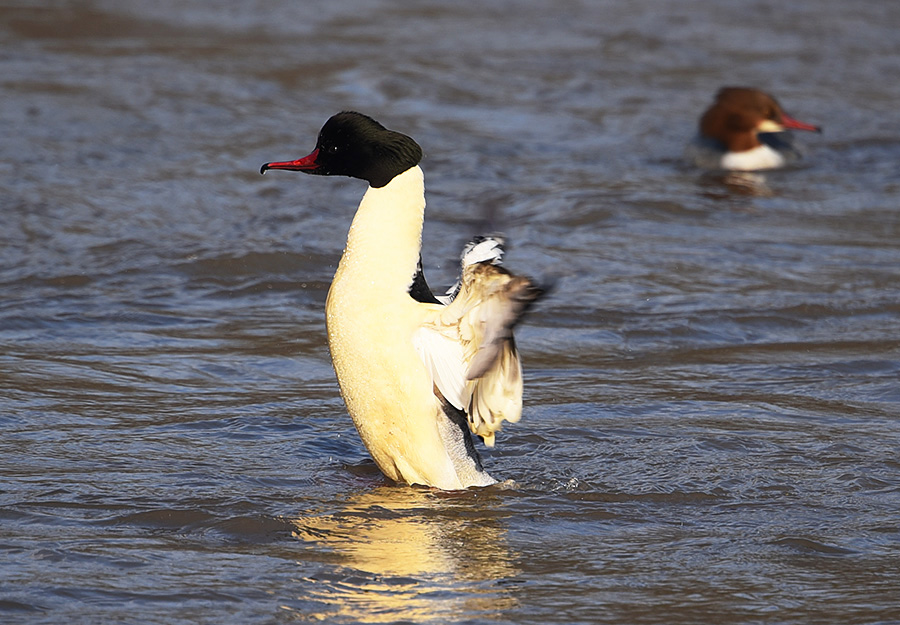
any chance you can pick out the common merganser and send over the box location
[261,112,543,490]
[686,87,821,171]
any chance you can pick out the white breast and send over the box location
[721,144,786,171]
[324,166,493,489]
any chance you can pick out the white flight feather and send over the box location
[413,261,535,447]
[412,325,467,411]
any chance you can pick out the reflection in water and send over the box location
[697,171,773,197]
[721,171,772,196]
[287,487,519,623]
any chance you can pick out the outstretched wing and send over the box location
[413,260,543,447]
[438,235,505,304]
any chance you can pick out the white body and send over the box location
[720,144,785,171]
[325,166,501,489]
[686,135,801,172]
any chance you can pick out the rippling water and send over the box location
[3,1,900,623]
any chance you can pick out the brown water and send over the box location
[3,1,900,624]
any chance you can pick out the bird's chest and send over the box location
[325,274,425,385]
[324,276,438,458]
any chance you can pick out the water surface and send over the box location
[2,1,900,623]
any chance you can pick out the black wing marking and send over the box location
[408,255,441,304]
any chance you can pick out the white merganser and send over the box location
[686,87,821,171]
[261,112,543,490]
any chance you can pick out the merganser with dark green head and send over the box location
[261,112,543,489]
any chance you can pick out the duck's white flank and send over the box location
[325,165,498,489]
[720,144,785,171]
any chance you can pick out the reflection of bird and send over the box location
[290,486,519,622]
[686,87,821,171]
[261,112,543,490]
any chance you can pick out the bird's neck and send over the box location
[335,165,426,297]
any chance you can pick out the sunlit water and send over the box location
[2,1,900,624]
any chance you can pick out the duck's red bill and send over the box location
[260,149,319,174]
[781,114,821,133]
